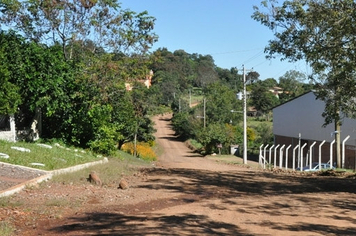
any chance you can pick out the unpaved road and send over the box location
[1,113,356,235]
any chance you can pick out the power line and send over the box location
[210,48,263,55]
[243,50,265,65]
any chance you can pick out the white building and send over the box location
[273,91,356,169]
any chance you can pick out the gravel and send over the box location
[0,162,49,192]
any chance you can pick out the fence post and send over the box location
[330,139,335,168]
[285,144,292,170]
[318,140,325,170]
[342,135,350,169]
[309,141,317,169]
[279,144,285,168]
[259,144,264,167]
[263,144,269,169]
[300,143,307,171]
[269,145,275,167]
[274,144,280,168]
[293,145,299,171]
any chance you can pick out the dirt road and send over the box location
[2,113,356,235]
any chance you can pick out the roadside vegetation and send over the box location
[2,1,354,172]
[0,139,154,171]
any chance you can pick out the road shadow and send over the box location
[49,211,255,236]
[49,167,356,235]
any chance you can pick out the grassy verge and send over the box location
[0,221,14,236]
[50,150,152,186]
[0,140,102,171]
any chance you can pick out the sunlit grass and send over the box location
[0,140,101,171]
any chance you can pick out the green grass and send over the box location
[0,196,24,208]
[0,221,14,236]
[0,140,106,171]
[246,117,273,128]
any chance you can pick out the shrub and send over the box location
[89,125,118,155]
[121,142,157,161]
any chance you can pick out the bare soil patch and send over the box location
[1,113,356,235]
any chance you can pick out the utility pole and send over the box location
[196,98,206,128]
[242,65,253,165]
[203,98,206,128]
[243,66,248,164]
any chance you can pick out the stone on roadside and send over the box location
[119,179,129,190]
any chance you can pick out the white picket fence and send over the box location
[259,135,350,171]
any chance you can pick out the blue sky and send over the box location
[121,0,310,81]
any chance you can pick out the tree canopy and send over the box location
[0,0,158,59]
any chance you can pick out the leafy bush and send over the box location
[89,125,118,155]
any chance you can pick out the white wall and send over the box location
[273,92,356,145]
[0,115,16,142]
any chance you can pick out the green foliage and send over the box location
[249,81,280,114]
[89,125,120,156]
[0,66,20,115]
[253,0,356,124]
[203,82,242,124]
[196,123,228,154]
[0,0,158,58]
[254,123,274,145]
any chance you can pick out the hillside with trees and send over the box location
[0,0,313,158]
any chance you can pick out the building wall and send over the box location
[273,91,356,145]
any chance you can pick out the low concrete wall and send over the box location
[0,158,109,198]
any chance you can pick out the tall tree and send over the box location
[250,81,279,117]
[202,82,242,125]
[0,34,21,115]
[0,0,158,59]
[278,70,307,102]
[253,0,356,168]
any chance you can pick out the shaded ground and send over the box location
[1,113,356,235]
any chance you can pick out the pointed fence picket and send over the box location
[258,136,351,171]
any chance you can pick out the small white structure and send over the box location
[0,115,16,142]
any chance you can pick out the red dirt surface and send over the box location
[1,113,356,235]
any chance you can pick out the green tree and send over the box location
[278,70,307,102]
[262,78,278,88]
[0,51,21,115]
[250,81,279,118]
[253,0,356,167]
[202,82,242,125]
[0,31,72,131]
[0,0,158,59]
[196,122,229,154]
